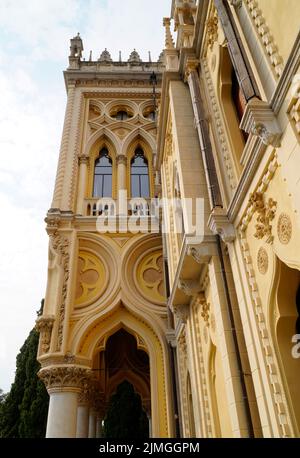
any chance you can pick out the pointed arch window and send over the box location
[93,147,112,197]
[130,148,150,198]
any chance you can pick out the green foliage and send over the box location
[0,327,49,438]
[103,380,149,439]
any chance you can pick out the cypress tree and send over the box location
[0,311,49,438]
[103,380,149,439]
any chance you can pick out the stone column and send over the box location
[76,155,89,215]
[96,414,103,438]
[117,154,127,217]
[38,366,91,438]
[88,408,97,438]
[76,388,90,438]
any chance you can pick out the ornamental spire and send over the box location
[98,48,113,63]
[128,49,142,63]
[163,18,175,50]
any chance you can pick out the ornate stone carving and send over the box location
[257,247,268,274]
[208,209,236,243]
[48,231,70,350]
[116,154,127,166]
[249,192,277,243]
[240,98,282,147]
[287,75,300,139]
[75,251,107,308]
[38,366,91,393]
[187,245,213,264]
[200,300,210,324]
[64,352,76,364]
[277,213,292,245]
[163,18,175,50]
[78,155,89,165]
[251,122,279,146]
[178,278,201,296]
[136,251,165,304]
[184,58,199,82]
[128,49,142,64]
[78,382,90,406]
[173,304,189,324]
[244,0,283,77]
[36,315,55,353]
[98,48,113,63]
[178,329,187,361]
[239,231,291,436]
[206,11,218,50]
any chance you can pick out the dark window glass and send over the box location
[93,148,112,197]
[116,111,128,121]
[131,148,150,198]
[231,69,248,142]
[147,111,156,121]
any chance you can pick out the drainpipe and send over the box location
[186,63,254,437]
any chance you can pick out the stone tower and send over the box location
[36,35,174,438]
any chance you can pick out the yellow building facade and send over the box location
[37,0,300,438]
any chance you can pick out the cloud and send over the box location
[0,0,172,392]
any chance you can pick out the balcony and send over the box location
[82,197,160,233]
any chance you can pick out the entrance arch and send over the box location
[73,306,171,437]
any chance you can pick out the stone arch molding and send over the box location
[83,127,121,157]
[72,233,121,315]
[70,305,171,437]
[121,127,156,157]
[121,234,167,316]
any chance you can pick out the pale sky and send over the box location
[0,0,173,392]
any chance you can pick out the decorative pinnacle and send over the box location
[98,48,113,63]
[163,17,175,50]
[128,49,142,63]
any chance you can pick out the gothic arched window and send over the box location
[130,148,150,198]
[93,147,112,197]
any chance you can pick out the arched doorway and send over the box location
[104,380,149,439]
[92,329,151,437]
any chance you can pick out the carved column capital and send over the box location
[38,366,92,394]
[78,155,90,166]
[116,154,127,166]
